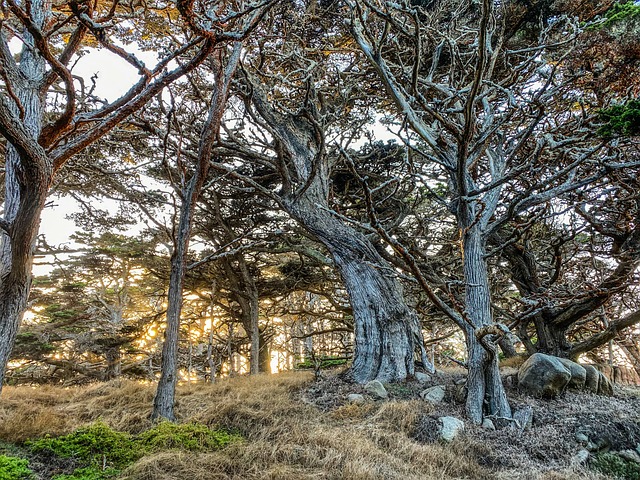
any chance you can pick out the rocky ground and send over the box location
[301,366,640,479]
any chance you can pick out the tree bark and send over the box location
[0,0,51,394]
[461,224,511,424]
[286,195,427,383]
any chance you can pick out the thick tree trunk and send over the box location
[286,195,428,383]
[103,346,122,380]
[0,0,51,394]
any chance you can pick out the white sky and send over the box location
[39,47,157,246]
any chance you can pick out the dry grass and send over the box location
[0,370,630,479]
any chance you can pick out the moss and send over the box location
[296,356,348,370]
[27,422,139,469]
[0,455,35,480]
[27,421,239,479]
[52,466,120,480]
[591,452,640,479]
[137,421,240,452]
[586,1,640,30]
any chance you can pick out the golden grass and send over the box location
[0,371,607,480]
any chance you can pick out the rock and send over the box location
[420,385,446,404]
[582,364,600,393]
[518,353,571,398]
[575,432,590,444]
[414,372,430,383]
[572,449,590,465]
[481,418,496,431]
[364,380,388,399]
[511,405,533,432]
[619,450,640,463]
[557,358,587,389]
[597,372,614,396]
[439,416,464,442]
[347,393,365,404]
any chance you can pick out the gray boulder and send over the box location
[364,380,388,399]
[420,385,446,404]
[439,416,464,442]
[415,372,430,383]
[558,358,587,389]
[347,393,365,404]
[518,353,571,398]
[582,364,600,393]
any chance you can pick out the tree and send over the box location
[213,0,435,383]
[0,0,216,393]
[346,0,636,423]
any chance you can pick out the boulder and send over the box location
[517,353,571,397]
[364,380,388,399]
[439,416,464,442]
[414,372,430,383]
[575,432,590,444]
[420,385,446,404]
[558,358,587,389]
[597,372,614,396]
[582,364,600,393]
[347,394,365,404]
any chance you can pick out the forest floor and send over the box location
[0,367,639,479]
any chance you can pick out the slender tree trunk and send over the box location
[152,192,196,420]
[258,331,271,374]
[152,46,241,420]
[461,222,511,424]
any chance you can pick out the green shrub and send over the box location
[137,421,240,452]
[598,100,640,137]
[52,466,120,480]
[591,452,640,480]
[0,455,35,480]
[28,422,140,469]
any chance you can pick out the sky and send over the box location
[39,47,158,247]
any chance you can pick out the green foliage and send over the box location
[600,1,640,28]
[296,356,348,370]
[137,421,240,452]
[598,100,640,137]
[27,421,240,479]
[27,422,139,469]
[585,1,640,30]
[591,452,640,479]
[0,455,35,480]
[52,467,119,480]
